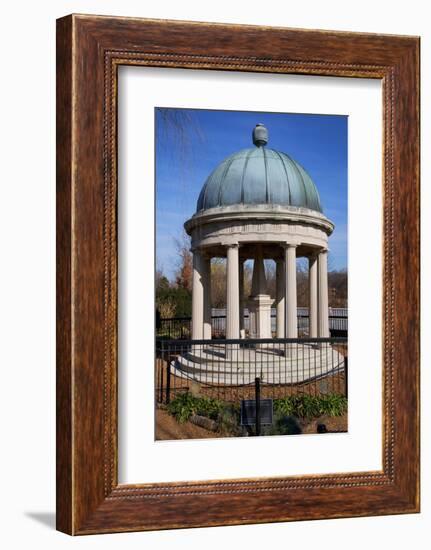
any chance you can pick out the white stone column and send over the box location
[203,256,212,340]
[226,244,240,340]
[239,259,245,335]
[308,253,318,338]
[318,249,330,338]
[276,259,285,338]
[284,244,298,338]
[191,250,204,341]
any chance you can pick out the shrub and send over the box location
[217,404,241,436]
[320,394,348,417]
[273,394,347,420]
[264,414,302,436]
[167,393,224,424]
[167,393,347,434]
[156,297,176,319]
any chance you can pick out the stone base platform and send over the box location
[170,343,344,385]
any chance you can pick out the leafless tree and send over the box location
[156,107,205,192]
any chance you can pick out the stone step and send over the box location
[175,360,343,377]
[182,346,337,365]
[170,364,343,386]
[170,345,345,385]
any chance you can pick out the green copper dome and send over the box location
[196,124,322,213]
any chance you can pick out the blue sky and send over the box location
[155,108,347,281]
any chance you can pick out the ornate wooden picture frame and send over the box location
[56,14,420,535]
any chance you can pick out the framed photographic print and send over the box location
[56,14,420,534]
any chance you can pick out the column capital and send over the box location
[223,242,240,250]
[282,242,298,250]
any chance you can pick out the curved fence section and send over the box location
[155,337,348,405]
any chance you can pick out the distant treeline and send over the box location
[156,239,347,319]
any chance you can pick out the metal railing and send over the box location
[157,310,348,339]
[155,336,347,405]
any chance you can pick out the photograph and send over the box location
[0,0,423,544]
[155,107,348,440]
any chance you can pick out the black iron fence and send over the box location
[156,336,347,405]
[157,310,348,339]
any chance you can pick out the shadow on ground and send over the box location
[25,512,56,530]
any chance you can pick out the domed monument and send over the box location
[173,124,343,384]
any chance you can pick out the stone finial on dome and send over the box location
[252,123,268,147]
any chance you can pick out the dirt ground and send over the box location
[155,406,347,440]
[155,408,219,440]
[300,413,347,434]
